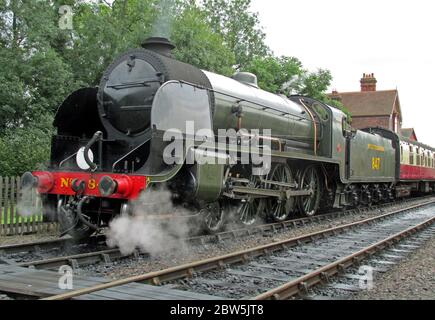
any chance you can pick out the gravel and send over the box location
[352,234,435,300]
[0,231,59,246]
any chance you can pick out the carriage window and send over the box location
[409,146,414,165]
[400,145,404,163]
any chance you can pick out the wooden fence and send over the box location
[0,177,58,236]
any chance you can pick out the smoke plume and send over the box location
[151,0,177,39]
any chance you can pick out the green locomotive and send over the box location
[23,38,409,238]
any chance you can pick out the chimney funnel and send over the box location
[141,37,175,58]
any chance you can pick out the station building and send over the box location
[328,73,417,141]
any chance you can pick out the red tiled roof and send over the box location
[328,90,399,118]
[401,128,417,140]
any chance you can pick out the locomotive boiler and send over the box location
[22,37,435,239]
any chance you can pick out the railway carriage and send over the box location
[398,138,435,193]
[21,37,435,239]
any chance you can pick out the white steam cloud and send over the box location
[106,187,193,257]
[17,187,41,217]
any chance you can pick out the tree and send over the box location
[0,114,53,176]
[62,0,159,86]
[245,56,303,94]
[201,0,268,69]
[245,55,350,116]
[171,4,235,75]
[0,0,74,130]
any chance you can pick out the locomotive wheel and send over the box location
[265,163,294,222]
[298,166,321,217]
[237,176,266,226]
[344,185,359,207]
[381,184,393,202]
[371,184,382,204]
[202,202,226,234]
[360,185,372,207]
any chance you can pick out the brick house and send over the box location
[329,74,403,134]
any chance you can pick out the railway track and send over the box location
[38,199,434,300]
[303,225,434,299]
[2,196,432,271]
[0,234,106,256]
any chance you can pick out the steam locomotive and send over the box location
[22,37,435,239]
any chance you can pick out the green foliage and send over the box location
[202,0,268,69]
[245,56,303,94]
[0,114,53,176]
[245,55,350,116]
[65,0,160,86]
[171,5,235,75]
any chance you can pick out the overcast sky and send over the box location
[250,0,435,146]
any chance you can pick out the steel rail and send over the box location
[254,215,435,300]
[11,197,432,270]
[0,234,106,256]
[41,198,435,300]
[16,248,123,269]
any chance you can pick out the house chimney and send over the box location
[360,73,377,92]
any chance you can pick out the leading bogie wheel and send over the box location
[57,197,94,240]
[202,201,226,234]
